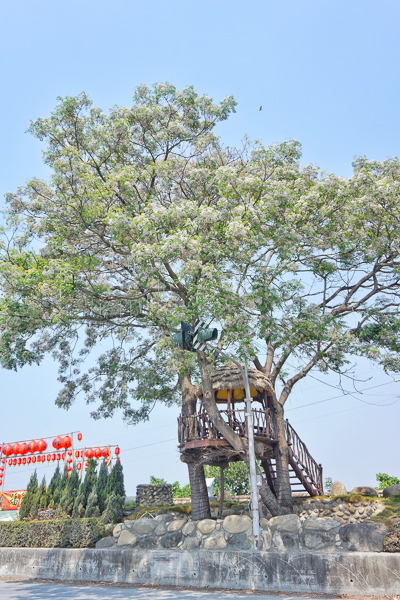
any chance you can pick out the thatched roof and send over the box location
[197,364,274,397]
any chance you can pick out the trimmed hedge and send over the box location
[0,518,107,548]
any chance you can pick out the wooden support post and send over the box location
[218,466,225,519]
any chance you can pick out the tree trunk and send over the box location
[218,466,224,519]
[179,369,211,520]
[198,353,284,517]
[188,463,211,520]
[270,396,293,513]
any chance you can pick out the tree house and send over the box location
[178,365,323,496]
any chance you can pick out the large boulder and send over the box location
[117,530,138,546]
[331,481,347,495]
[340,522,386,552]
[351,486,378,497]
[383,484,400,497]
[197,519,216,534]
[268,514,301,534]
[131,518,157,535]
[96,536,116,549]
[303,518,341,532]
[222,515,251,534]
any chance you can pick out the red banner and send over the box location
[0,490,26,511]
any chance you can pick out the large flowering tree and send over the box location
[1,83,400,518]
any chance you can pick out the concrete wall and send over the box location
[0,547,399,596]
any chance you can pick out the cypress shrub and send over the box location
[20,471,38,520]
[0,518,106,548]
[85,487,100,518]
[59,466,80,516]
[96,460,109,514]
[102,492,123,524]
[53,466,69,506]
[48,465,61,499]
[106,460,125,500]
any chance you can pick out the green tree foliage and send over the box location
[96,461,109,514]
[376,473,400,490]
[19,470,38,519]
[85,487,100,518]
[3,83,400,516]
[205,463,250,496]
[150,476,167,484]
[106,461,125,500]
[150,476,190,498]
[102,492,123,525]
[59,466,80,516]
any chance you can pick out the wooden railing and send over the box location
[285,420,324,496]
[178,408,278,445]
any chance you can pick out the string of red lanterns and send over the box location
[0,432,119,485]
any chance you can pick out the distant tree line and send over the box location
[19,459,125,524]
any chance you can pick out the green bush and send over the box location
[0,518,106,548]
[204,462,250,496]
[376,473,400,490]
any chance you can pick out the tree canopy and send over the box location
[1,82,399,424]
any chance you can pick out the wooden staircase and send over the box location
[264,420,323,497]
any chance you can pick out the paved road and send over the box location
[0,581,344,600]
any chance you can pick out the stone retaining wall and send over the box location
[135,484,172,506]
[99,512,388,553]
[1,547,400,596]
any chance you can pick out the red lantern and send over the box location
[94,448,102,459]
[8,459,12,467]
[62,453,65,461]
[80,450,84,458]
[85,448,94,459]
[77,462,82,471]
[0,466,3,472]
[47,454,51,462]
[52,437,62,450]
[52,453,56,462]
[0,480,2,486]
[1,459,4,465]
[85,462,89,467]
[12,459,17,466]
[27,457,31,465]
[62,436,72,450]
[12,443,20,456]
[106,458,111,466]
[115,447,120,456]
[37,440,47,453]
[28,441,37,454]
[42,456,46,463]
[77,433,82,442]
[32,456,36,464]
[22,457,26,465]
[101,447,109,458]
[75,451,79,459]
[17,458,22,465]
[19,443,28,456]
[67,458,73,464]
[57,453,61,461]
[3,445,12,457]
[67,466,72,472]
[67,450,72,457]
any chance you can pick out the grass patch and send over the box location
[371,496,400,527]
[124,503,192,520]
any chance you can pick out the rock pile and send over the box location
[292,497,384,524]
[135,484,173,507]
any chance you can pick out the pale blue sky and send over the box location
[0,0,399,494]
